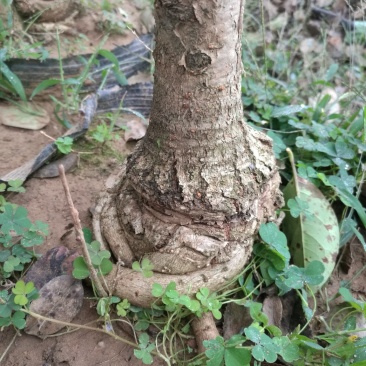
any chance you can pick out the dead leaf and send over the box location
[327,30,344,59]
[0,102,50,130]
[223,302,252,340]
[262,296,283,328]
[300,38,322,54]
[24,246,79,290]
[282,177,340,289]
[124,119,147,141]
[25,275,84,337]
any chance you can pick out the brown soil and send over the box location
[0,93,156,366]
[0,2,164,365]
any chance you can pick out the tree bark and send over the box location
[93,0,282,307]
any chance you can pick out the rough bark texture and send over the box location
[93,0,283,307]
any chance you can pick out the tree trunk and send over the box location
[93,0,282,307]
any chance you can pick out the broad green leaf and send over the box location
[82,227,93,243]
[271,105,309,118]
[72,257,90,279]
[282,177,339,289]
[325,64,339,81]
[0,203,31,234]
[204,336,225,366]
[0,249,10,262]
[0,60,26,101]
[224,347,251,366]
[11,310,26,329]
[151,283,164,297]
[259,223,290,265]
[354,337,366,362]
[273,336,300,362]
[99,258,113,275]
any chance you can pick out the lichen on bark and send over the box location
[93,0,283,307]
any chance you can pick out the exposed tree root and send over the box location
[93,165,254,308]
[191,313,219,355]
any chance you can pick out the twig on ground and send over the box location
[22,309,140,349]
[58,164,108,297]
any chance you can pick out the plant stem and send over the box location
[58,164,108,297]
[287,148,300,192]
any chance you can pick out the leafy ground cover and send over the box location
[0,0,366,365]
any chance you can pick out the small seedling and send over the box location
[55,136,74,154]
[12,280,36,306]
[134,333,156,365]
[72,237,113,280]
[132,258,154,278]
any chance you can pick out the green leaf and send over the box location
[30,220,49,236]
[99,258,113,275]
[30,78,62,99]
[88,240,111,266]
[134,333,155,365]
[140,257,154,278]
[224,347,251,366]
[7,180,25,193]
[4,255,20,273]
[112,68,128,86]
[245,301,268,325]
[336,188,366,228]
[12,280,35,305]
[97,49,119,68]
[271,104,309,118]
[72,256,90,279]
[0,204,32,235]
[11,310,26,329]
[283,261,324,289]
[354,337,366,362]
[0,249,11,262]
[132,261,141,271]
[0,60,27,101]
[287,197,312,218]
[259,223,290,265]
[325,63,339,81]
[116,299,130,317]
[12,245,33,264]
[82,227,93,243]
[151,283,164,297]
[273,336,300,362]
[282,177,339,289]
[55,136,73,154]
[339,287,364,312]
[21,230,45,247]
[204,336,225,366]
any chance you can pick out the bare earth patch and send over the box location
[0,2,160,364]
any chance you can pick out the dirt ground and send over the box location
[0,78,157,366]
[0,2,165,365]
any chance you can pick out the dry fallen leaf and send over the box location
[25,275,84,337]
[24,246,79,290]
[124,118,147,141]
[0,102,50,130]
